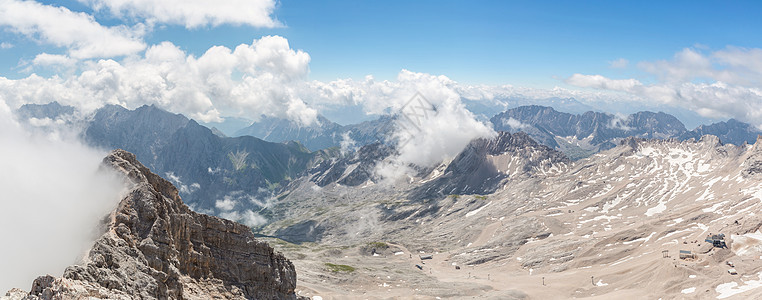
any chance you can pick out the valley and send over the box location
[262,135,762,299]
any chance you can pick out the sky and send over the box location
[1,0,762,128]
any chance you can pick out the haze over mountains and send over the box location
[10,100,762,299]
[17,102,332,227]
[214,103,762,160]
[16,101,762,219]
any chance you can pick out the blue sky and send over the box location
[1,0,762,128]
[3,1,760,85]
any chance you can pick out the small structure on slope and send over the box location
[679,250,696,259]
[705,233,727,248]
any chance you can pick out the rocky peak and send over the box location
[743,136,762,178]
[309,142,394,187]
[8,149,302,299]
[409,131,569,200]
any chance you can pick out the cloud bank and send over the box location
[566,47,762,127]
[80,0,280,29]
[0,0,145,59]
[1,36,316,124]
[0,99,125,292]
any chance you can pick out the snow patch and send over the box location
[466,201,492,217]
[715,271,762,299]
[732,231,762,256]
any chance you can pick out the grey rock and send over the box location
[8,150,303,300]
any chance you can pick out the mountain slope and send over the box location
[409,131,569,200]
[13,103,333,219]
[5,150,301,299]
[491,105,688,159]
[262,134,762,299]
[234,114,394,151]
[85,106,332,216]
[234,115,343,151]
[680,118,762,146]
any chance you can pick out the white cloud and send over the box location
[609,58,628,68]
[360,71,496,180]
[566,74,642,91]
[0,42,12,49]
[0,36,316,124]
[607,113,632,131]
[80,0,280,29]
[0,97,125,293]
[339,131,357,154]
[215,197,237,211]
[565,46,762,126]
[219,209,267,227]
[32,53,76,68]
[164,171,200,194]
[503,117,529,129]
[0,0,145,59]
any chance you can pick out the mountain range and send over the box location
[15,102,762,218]
[10,101,762,299]
[233,114,394,152]
[224,104,762,161]
[492,105,762,159]
[261,131,762,299]
[3,150,302,299]
[16,103,333,221]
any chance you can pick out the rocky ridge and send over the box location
[4,150,301,300]
[263,133,762,299]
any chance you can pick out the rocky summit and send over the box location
[3,150,301,300]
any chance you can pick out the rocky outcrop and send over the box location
[8,150,302,300]
[743,136,762,178]
[408,131,570,200]
[680,118,762,146]
[309,142,394,187]
[491,105,688,159]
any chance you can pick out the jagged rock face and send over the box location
[491,105,688,159]
[14,101,76,121]
[309,142,394,187]
[743,136,762,178]
[79,104,328,214]
[680,118,762,146]
[15,150,300,300]
[234,114,394,152]
[408,131,570,199]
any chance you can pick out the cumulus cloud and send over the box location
[0,0,145,59]
[566,74,643,91]
[361,71,496,180]
[80,0,280,29]
[164,172,200,194]
[215,197,237,211]
[503,117,530,129]
[607,113,632,131]
[0,36,317,124]
[32,53,77,68]
[565,47,762,126]
[609,58,629,68]
[219,209,267,227]
[339,131,357,154]
[0,98,125,292]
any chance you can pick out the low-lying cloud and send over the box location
[0,100,125,292]
[369,71,496,181]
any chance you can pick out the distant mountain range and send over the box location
[492,105,762,159]
[230,105,761,161]
[233,114,394,151]
[16,103,333,217]
[15,101,762,220]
